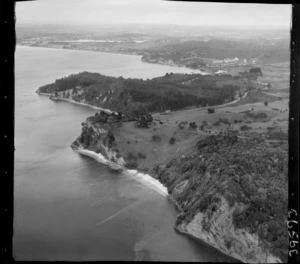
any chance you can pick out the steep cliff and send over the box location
[71,112,125,168]
[71,110,288,263]
[153,135,288,263]
[175,198,281,263]
[38,72,288,263]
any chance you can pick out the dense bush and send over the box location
[137,152,147,159]
[267,131,288,141]
[189,122,197,129]
[152,135,162,142]
[125,152,138,169]
[152,134,288,261]
[246,112,268,119]
[107,131,115,147]
[79,125,94,148]
[240,125,251,131]
[38,71,245,116]
[169,137,176,144]
[249,67,263,77]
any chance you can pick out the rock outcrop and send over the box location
[71,114,288,263]
[37,72,288,263]
[175,197,281,263]
[71,113,125,167]
[153,135,288,263]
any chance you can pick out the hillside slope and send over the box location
[70,108,288,263]
[37,70,288,263]
[36,71,255,118]
[152,135,288,263]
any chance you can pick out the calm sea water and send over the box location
[14,46,234,261]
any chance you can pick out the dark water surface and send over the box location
[14,46,234,261]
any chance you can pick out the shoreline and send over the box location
[17,44,206,74]
[17,44,143,59]
[173,225,241,263]
[72,144,169,198]
[36,75,252,118]
[52,97,115,113]
[72,144,244,263]
[37,92,281,263]
[39,93,249,118]
[19,41,288,263]
[36,91,115,113]
[36,92,51,96]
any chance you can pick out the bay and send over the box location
[14,46,234,261]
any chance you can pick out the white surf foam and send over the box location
[75,147,168,197]
[36,92,51,96]
[126,169,169,197]
[55,97,114,113]
[77,148,109,165]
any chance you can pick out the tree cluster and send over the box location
[151,134,288,262]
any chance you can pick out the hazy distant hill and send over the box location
[142,39,290,65]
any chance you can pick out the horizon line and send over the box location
[16,21,290,29]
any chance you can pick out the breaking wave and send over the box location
[75,147,168,197]
[77,148,109,165]
[126,170,168,197]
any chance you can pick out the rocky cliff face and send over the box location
[48,87,98,107]
[71,116,288,264]
[153,134,288,263]
[71,116,125,167]
[38,84,149,121]
[37,72,288,263]
[175,197,281,263]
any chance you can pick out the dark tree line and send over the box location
[151,135,288,262]
[39,71,244,116]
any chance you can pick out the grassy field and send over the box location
[258,62,290,91]
[226,62,290,98]
[92,60,290,172]
[112,93,288,172]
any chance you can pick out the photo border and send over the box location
[2,1,299,263]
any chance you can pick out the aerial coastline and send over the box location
[36,67,289,263]
[14,1,292,262]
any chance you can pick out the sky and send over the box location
[16,0,292,28]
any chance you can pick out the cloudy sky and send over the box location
[16,0,292,28]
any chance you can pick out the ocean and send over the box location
[14,46,234,261]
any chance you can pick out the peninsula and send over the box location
[36,69,288,263]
